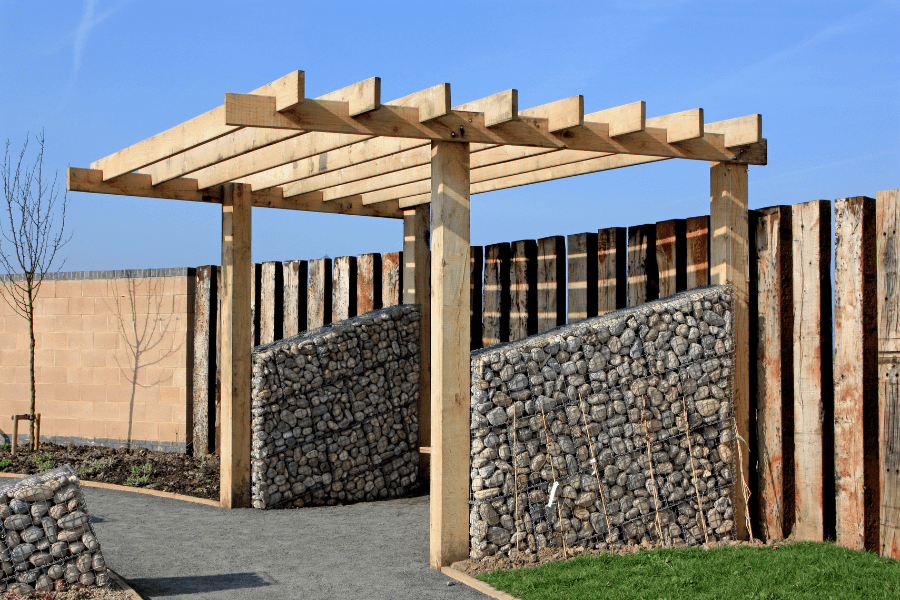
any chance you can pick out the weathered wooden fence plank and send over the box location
[251,263,262,347]
[877,187,900,559]
[192,265,213,456]
[332,255,357,322]
[357,253,382,315]
[381,252,401,307]
[537,236,566,333]
[483,243,510,347]
[597,227,626,315]
[627,224,658,307]
[656,219,686,297]
[686,215,710,289]
[509,239,537,341]
[471,246,484,350]
[282,260,307,337]
[259,261,283,345]
[215,265,222,453]
[753,206,794,541]
[567,232,597,322]
[792,199,834,542]
[308,258,332,328]
[834,196,879,552]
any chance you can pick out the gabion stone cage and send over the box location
[469,286,737,560]
[1,466,109,594]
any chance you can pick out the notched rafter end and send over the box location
[586,101,646,137]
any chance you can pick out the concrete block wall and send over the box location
[0,270,194,452]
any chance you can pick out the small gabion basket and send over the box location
[0,465,109,595]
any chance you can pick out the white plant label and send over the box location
[546,481,559,508]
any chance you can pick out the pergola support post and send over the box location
[220,182,253,509]
[710,162,750,539]
[429,141,471,569]
[404,206,432,481]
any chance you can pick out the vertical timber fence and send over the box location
[189,189,900,558]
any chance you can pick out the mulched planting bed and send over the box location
[0,442,219,501]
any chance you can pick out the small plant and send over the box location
[0,443,9,450]
[30,453,55,471]
[125,463,153,487]
[0,459,11,469]
[77,457,114,478]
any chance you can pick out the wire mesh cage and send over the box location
[469,286,737,560]
[0,465,109,594]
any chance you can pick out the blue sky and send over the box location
[1,0,897,273]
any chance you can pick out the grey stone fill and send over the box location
[469,285,738,560]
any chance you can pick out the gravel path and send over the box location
[0,476,487,600]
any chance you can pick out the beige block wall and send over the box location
[0,273,193,451]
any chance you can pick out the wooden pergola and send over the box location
[67,70,765,569]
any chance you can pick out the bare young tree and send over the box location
[109,276,182,449]
[0,132,70,445]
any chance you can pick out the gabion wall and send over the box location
[1,466,108,594]
[251,305,421,509]
[469,286,737,560]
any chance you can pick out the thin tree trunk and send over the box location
[28,287,35,445]
[126,352,139,449]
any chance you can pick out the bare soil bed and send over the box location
[0,442,219,501]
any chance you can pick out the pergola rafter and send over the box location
[67,69,762,570]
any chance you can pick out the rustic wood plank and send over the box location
[332,256,357,322]
[597,227,626,315]
[381,252,401,307]
[471,245,484,350]
[282,260,308,337]
[215,266,222,454]
[656,219,686,298]
[627,224,659,306]
[483,243,511,347]
[537,236,566,333]
[220,182,253,508]
[403,205,431,466]
[192,265,212,456]
[877,187,900,559]
[686,215,710,289]
[454,89,518,127]
[710,162,751,540]
[790,199,834,542]
[704,114,762,147]
[356,253,381,314]
[519,96,584,132]
[250,264,262,347]
[509,240,537,341]
[307,258,332,328]
[429,140,471,569]
[753,206,794,541]
[567,232,598,322]
[259,261,283,344]
[834,196,878,552]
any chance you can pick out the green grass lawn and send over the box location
[479,542,900,600]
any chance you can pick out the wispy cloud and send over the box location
[693,1,890,101]
[71,0,98,81]
[68,0,136,85]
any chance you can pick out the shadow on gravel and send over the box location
[128,572,276,596]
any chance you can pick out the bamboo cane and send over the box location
[577,394,613,542]
[538,403,569,559]
[681,397,710,545]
